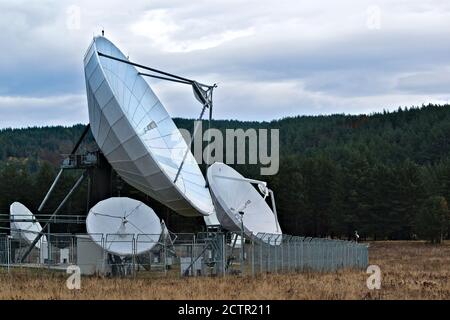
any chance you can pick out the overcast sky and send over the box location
[1,0,450,128]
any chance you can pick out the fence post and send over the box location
[356,244,360,269]
[311,239,316,271]
[287,237,290,272]
[7,236,11,273]
[103,234,107,275]
[346,242,350,268]
[47,224,51,269]
[317,239,321,271]
[343,241,346,268]
[191,234,195,277]
[330,240,334,272]
[319,239,323,271]
[267,234,272,273]
[303,237,309,270]
[280,235,283,273]
[268,235,272,273]
[259,237,263,274]
[352,243,356,268]
[222,233,226,277]
[132,235,136,278]
[336,241,340,271]
[303,238,308,270]
[251,240,255,277]
[278,235,283,273]
[320,239,324,272]
[300,237,304,271]
[293,237,297,272]
[351,242,355,268]
[323,240,326,271]
[326,240,331,272]
[70,236,74,264]
[272,235,277,273]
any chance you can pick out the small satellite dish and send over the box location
[86,197,162,256]
[83,36,215,218]
[9,202,47,249]
[207,162,282,244]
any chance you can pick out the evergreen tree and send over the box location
[414,196,450,243]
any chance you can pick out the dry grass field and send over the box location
[0,241,449,300]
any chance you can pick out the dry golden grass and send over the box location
[0,241,449,300]
[366,240,450,299]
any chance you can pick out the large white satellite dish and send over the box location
[10,202,47,249]
[83,36,215,218]
[207,162,282,243]
[86,197,162,256]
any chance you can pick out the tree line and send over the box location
[0,104,449,242]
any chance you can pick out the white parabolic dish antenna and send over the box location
[86,197,162,256]
[83,36,215,218]
[10,202,47,249]
[207,163,282,243]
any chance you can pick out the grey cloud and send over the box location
[1,0,450,128]
[0,94,87,128]
[396,70,450,94]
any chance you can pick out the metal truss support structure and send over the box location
[182,228,225,277]
[20,125,93,262]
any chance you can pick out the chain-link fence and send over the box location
[0,234,9,267]
[226,233,369,275]
[0,231,368,277]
